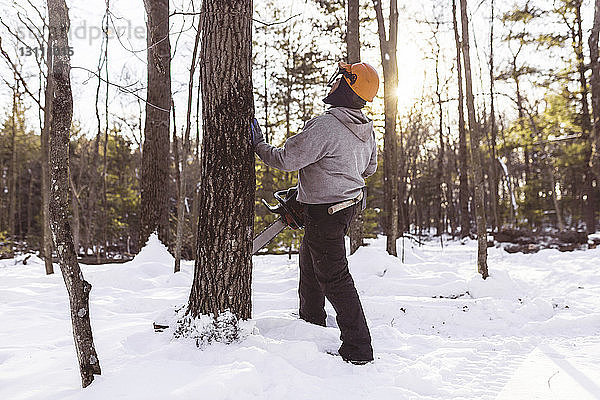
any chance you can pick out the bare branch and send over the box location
[72,65,169,112]
[0,36,43,109]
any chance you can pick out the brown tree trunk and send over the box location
[434,36,444,236]
[101,4,109,258]
[573,1,596,234]
[373,0,399,256]
[488,0,499,231]
[444,132,457,236]
[510,50,531,226]
[141,0,171,246]
[47,0,101,387]
[27,168,33,238]
[88,31,104,259]
[460,0,488,279]
[347,0,360,63]
[453,0,470,239]
[41,40,54,274]
[547,163,565,230]
[187,0,254,320]
[590,0,600,181]
[69,174,81,254]
[9,82,17,256]
[574,2,592,135]
[175,18,201,273]
[347,0,364,255]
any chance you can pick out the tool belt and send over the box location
[327,187,366,215]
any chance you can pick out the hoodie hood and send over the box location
[327,107,374,142]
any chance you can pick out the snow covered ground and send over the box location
[1,235,599,400]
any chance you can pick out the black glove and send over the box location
[250,118,265,148]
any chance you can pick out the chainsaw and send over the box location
[252,186,305,254]
[252,186,366,254]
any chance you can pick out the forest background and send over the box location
[0,0,598,261]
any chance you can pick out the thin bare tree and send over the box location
[460,0,489,278]
[373,0,399,256]
[452,0,470,238]
[47,0,101,386]
[174,15,201,273]
[488,0,499,231]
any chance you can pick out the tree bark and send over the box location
[175,17,201,273]
[460,0,488,279]
[101,2,110,257]
[590,0,600,181]
[488,0,499,231]
[373,0,399,256]
[434,34,444,236]
[453,0,470,239]
[9,81,17,256]
[41,37,54,274]
[141,0,171,246]
[347,0,360,63]
[69,173,81,254]
[347,0,364,254]
[187,0,254,320]
[573,1,596,234]
[47,0,101,387]
[27,168,33,238]
[547,163,565,230]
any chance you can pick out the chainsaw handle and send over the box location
[261,198,278,213]
[261,187,304,229]
[273,189,290,204]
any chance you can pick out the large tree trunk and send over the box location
[460,0,489,279]
[140,0,171,246]
[174,17,201,273]
[346,0,364,255]
[373,0,399,256]
[591,0,600,181]
[453,0,470,239]
[47,0,101,387]
[347,0,360,63]
[187,0,254,320]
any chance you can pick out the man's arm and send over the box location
[255,118,328,172]
[362,136,378,178]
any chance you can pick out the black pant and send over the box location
[298,203,373,361]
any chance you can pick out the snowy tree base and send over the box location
[173,309,242,348]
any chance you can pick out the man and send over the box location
[250,62,379,364]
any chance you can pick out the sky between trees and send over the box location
[0,0,593,147]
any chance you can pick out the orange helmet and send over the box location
[330,61,380,102]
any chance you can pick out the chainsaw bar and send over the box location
[252,219,287,254]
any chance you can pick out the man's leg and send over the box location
[304,205,373,361]
[298,234,326,326]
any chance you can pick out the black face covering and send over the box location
[323,77,366,109]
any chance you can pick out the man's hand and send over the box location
[250,118,265,148]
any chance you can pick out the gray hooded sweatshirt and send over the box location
[255,107,377,204]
